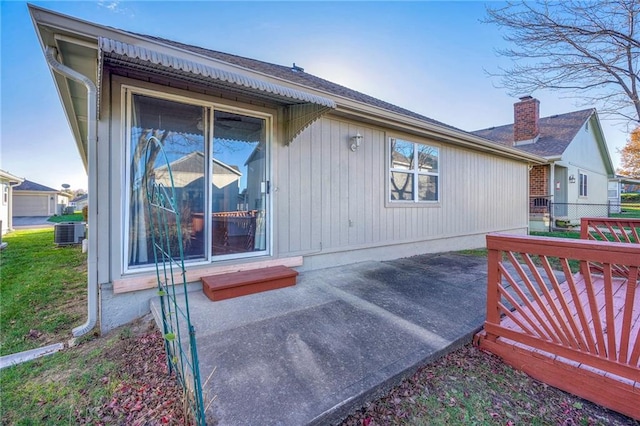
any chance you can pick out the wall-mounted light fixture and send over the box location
[350,133,363,152]
[569,175,576,183]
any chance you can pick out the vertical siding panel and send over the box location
[348,123,357,245]
[410,207,417,241]
[288,129,303,252]
[438,146,448,236]
[336,119,347,248]
[373,132,387,242]
[379,133,388,243]
[454,148,462,233]
[477,154,484,230]
[329,120,339,249]
[341,122,351,247]
[393,207,400,241]
[363,128,372,244]
[298,129,310,251]
[357,128,366,245]
[405,206,411,241]
[320,119,332,251]
[478,154,485,230]
[310,123,322,251]
[277,142,290,254]
[470,152,477,231]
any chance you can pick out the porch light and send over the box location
[350,133,363,152]
[569,175,576,183]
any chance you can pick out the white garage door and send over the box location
[13,195,50,216]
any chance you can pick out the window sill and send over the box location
[385,200,441,208]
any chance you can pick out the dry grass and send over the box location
[340,344,638,425]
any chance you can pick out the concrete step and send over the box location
[201,265,298,301]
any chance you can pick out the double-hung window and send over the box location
[389,138,439,202]
[579,171,588,197]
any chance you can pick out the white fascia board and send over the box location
[0,171,24,183]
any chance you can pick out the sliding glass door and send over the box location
[125,88,270,271]
[211,111,267,257]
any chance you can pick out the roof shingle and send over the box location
[472,109,594,158]
[14,179,58,192]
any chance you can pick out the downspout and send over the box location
[549,162,555,228]
[44,46,98,337]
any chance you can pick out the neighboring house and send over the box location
[0,170,24,235]
[621,181,640,194]
[609,175,640,212]
[30,5,545,334]
[69,193,88,211]
[13,179,70,217]
[473,97,615,230]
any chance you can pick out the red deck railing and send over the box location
[580,217,640,279]
[580,216,640,244]
[477,228,640,419]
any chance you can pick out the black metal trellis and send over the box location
[143,136,206,425]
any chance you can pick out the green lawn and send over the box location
[47,213,84,223]
[610,204,640,218]
[0,229,146,425]
[530,230,581,239]
[0,229,87,356]
[0,335,121,425]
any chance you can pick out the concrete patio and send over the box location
[152,251,489,425]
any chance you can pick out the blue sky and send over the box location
[0,1,629,190]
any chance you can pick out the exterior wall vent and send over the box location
[54,222,86,245]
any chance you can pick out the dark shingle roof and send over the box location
[14,179,58,192]
[71,194,88,203]
[132,33,463,132]
[472,109,594,158]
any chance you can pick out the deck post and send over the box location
[485,237,500,342]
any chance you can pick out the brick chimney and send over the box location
[513,96,540,144]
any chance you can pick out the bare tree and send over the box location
[485,0,640,124]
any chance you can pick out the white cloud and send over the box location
[97,1,133,16]
[98,1,119,11]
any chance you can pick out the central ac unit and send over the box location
[54,222,86,245]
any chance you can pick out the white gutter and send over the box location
[44,46,98,337]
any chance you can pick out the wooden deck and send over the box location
[475,219,640,419]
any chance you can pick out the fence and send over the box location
[529,198,640,231]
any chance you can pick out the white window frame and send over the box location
[388,137,439,204]
[121,85,273,274]
[2,184,8,205]
[579,171,588,197]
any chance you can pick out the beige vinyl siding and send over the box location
[275,116,528,261]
